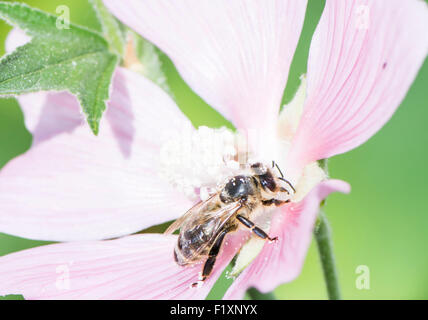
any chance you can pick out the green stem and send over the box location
[247,288,276,300]
[314,210,341,300]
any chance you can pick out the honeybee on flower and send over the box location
[0,0,427,300]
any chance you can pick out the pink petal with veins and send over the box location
[0,68,193,241]
[0,234,240,300]
[103,0,307,137]
[224,179,350,300]
[287,0,428,179]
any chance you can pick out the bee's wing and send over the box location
[193,200,242,235]
[172,200,243,262]
[163,194,218,235]
[164,195,242,241]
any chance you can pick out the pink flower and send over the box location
[0,0,427,300]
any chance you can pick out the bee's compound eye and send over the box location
[259,172,276,192]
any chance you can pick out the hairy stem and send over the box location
[247,288,276,300]
[314,210,341,300]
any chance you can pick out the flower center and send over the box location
[159,126,241,200]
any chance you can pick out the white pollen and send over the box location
[224,145,237,156]
[159,126,240,200]
[199,187,210,201]
[226,160,240,170]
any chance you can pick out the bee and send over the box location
[164,161,296,287]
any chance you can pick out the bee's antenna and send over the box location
[273,161,294,192]
[273,161,284,179]
[279,177,296,193]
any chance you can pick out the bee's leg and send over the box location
[191,229,229,288]
[262,198,290,207]
[236,214,278,242]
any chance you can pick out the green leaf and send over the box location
[0,294,24,300]
[0,2,119,135]
[89,0,126,57]
[131,31,173,97]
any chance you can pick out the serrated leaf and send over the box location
[89,0,126,57]
[0,2,119,135]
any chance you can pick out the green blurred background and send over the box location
[0,0,427,300]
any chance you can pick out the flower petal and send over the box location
[103,0,307,134]
[5,27,30,53]
[223,179,350,300]
[0,67,193,241]
[0,234,239,300]
[287,0,428,178]
[20,91,84,145]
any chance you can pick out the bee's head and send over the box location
[250,162,296,196]
[250,162,277,192]
[220,175,254,203]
